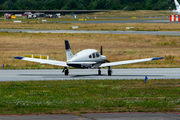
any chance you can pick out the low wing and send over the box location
[99,57,164,68]
[14,56,68,67]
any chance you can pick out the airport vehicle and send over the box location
[173,0,180,14]
[26,14,37,19]
[54,13,61,18]
[14,40,164,76]
[4,13,11,19]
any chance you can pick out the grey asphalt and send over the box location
[83,113,180,120]
[0,113,179,120]
[0,114,91,120]
[1,29,180,36]
[0,68,179,81]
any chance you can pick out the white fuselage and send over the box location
[66,49,106,68]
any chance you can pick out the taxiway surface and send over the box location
[0,68,179,81]
[52,19,173,24]
[1,29,180,36]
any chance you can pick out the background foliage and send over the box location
[0,0,178,11]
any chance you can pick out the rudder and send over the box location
[65,40,74,60]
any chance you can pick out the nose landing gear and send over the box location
[98,68,101,75]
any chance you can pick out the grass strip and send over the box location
[0,79,179,115]
[0,33,180,69]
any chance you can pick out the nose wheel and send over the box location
[98,68,101,75]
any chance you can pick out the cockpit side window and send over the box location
[96,52,99,57]
[92,53,95,58]
[89,54,92,58]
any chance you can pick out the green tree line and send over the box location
[0,0,178,10]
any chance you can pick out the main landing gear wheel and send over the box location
[108,69,112,76]
[98,69,101,75]
[108,67,112,76]
[62,67,69,76]
[65,69,69,75]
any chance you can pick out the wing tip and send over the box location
[152,57,164,60]
[14,56,24,60]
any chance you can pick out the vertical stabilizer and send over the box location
[65,40,74,60]
[174,0,180,10]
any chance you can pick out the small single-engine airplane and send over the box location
[14,40,164,76]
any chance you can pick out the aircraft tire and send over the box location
[98,70,101,75]
[65,69,69,75]
[108,69,112,76]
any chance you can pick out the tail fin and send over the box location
[174,0,180,10]
[65,40,74,60]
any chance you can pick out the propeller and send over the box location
[100,46,103,55]
[100,46,110,63]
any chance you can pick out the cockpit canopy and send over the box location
[89,52,100,58]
